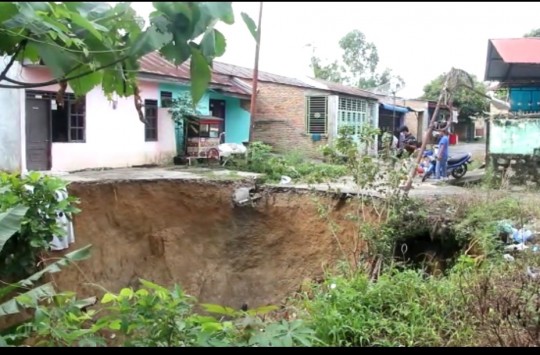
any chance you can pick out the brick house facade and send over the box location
[232,77,379,158]
[211,62,381,158]
[250,82,330,157]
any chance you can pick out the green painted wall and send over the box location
[208,92,250,144]
[489,118,540,155]
[158,83,250,144]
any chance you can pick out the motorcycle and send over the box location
[421,146,473,182]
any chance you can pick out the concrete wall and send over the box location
[489,118,540,185]
[157,83,250,144]
[0,58,24,171]
[489,118,540,155]
[19,67,177,172]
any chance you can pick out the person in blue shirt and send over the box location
[436,129,450,180]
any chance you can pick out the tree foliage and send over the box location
[309,29,404,90]
[0,2,240,122]
[421,72,489,119]
[524,28,540,37]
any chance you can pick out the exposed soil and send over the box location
[49,180,360,309]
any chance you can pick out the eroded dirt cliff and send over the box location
[50,180,359,309]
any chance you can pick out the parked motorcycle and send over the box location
[421,147,473,182]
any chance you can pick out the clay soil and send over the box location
[50,180,360,309]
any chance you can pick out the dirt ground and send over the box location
[51,180,360,309]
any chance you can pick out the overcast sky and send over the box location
[127,1,540,98]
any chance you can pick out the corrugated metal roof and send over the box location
[310,78,379,100]
[490,38,540,64]
[139,52,377,100]
[139,52,252,97]
[212,62,313,88]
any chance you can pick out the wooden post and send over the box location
[248,2,263,143]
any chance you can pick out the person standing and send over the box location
[436,129,450,180]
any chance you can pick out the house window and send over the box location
[51,95,86,143]
[306,96,328,134]
[144,99,158,142]
[337,97,369,135]
[160,91,173,108]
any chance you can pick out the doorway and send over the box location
[209,99,226,142]
[25,94,51,171]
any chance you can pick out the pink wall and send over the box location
[21,67,176,171]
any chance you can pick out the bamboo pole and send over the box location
[402,72,451,192]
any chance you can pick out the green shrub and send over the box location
[303,269,474,347]
[229,142,347,183]
[19,280,318,347]
[0,172,80,279]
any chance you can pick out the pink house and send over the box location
[0,53,252,172]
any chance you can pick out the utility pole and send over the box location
[248,2,263,143]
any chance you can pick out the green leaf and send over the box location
[0,244,92,300]
[31,42,79,79]
[241,12,258,43]
[101,293,116,304]
[199,29,226,59]
[246,305,279,316]
[119,288,133,299]
[70,12,103,40]
[160,42,191,66]
[128,25,173,57]
[0,205,28,253]
[200,303,238,317]
[68,68,103,96]
[213,30,226,57]
[203,2,234,25]
[0,3,18,24]
[189,47,211,106]
[201,322,223,332]
[139,279,169,293]
[0,282,56,317]
[108,319,122,330]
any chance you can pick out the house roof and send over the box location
[138,52,377,100]
[139,52,252,98]
[484,38,540,82]
[212,61,313,89]
[309,78,379,100]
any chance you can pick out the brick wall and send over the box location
[249,81,328,159]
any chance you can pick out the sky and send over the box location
[126,1,540,99]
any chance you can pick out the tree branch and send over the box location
[0,39,28,81]
[0,56,129,90]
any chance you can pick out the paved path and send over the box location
[449,142,486,161]
[48,166,479,199]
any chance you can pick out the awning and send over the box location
[379,103,410,114]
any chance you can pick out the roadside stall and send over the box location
[185,115,224,165]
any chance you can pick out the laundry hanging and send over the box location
[50,188,75,251]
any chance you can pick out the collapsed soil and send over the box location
[50,180,360,309]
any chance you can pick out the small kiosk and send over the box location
[185,115,224,164]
